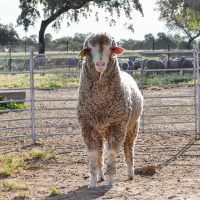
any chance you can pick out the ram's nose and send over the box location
[96,61,105,68]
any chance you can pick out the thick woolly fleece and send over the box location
[76,33,143,176]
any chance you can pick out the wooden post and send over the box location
[153,39,154,52]
[9,49,11,71]
[168,45,170,69]
[67,41,69,53]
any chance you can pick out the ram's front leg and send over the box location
[107,126,126,185]
[89,149,98,188]
[97,139,105,182]
[81,126,98,188]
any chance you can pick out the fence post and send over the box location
[196,43,200,137]
[193,44,197,138]
[140,52,144,133]
[167,45,170,69]
[30,47,36,143]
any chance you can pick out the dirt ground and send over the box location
[0,86,200,200]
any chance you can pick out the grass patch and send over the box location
[50,188,60,196]
[30,148,47,158]
[0,69,195,90]
[0,73,79,88]
[132,72,194,89]
[0,149,57,176]
[18,191,28,198]
[0,153,26,176]
[3,179,29,190]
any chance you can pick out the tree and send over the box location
[156,0,200,48]
[0,23,21,46]
[25,34,38,49]
[144,33,155,42]
[17,0,143,54]
[184,0,200,12]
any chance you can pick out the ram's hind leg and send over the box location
[106,126,126,185]
[124,121,139,180]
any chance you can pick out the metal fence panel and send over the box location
[0,47,200,143]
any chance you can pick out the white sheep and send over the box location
[76,33,143,188]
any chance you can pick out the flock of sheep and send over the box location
[119,56,197,75]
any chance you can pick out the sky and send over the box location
[0,0,170,42]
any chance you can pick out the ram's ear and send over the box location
[79,48,90,58]
[112,47,124,55]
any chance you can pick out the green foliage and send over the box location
[49,83,60,88]
[30,149,46,158]
[177,41,192,50]
[118,32,182,50]
[0,23,21,46]
[17,0,143,32]
[50,188,60,196]
[185,0,200,12]
[144,33,155,42]
[49,150,56,158]
[0,97,28,111]
[155,0,200,47]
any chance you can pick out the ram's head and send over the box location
[80,33,124,75]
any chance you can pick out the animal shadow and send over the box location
[45,185,113,200]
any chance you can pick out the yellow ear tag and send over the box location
[80,50,84,58]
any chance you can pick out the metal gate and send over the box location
[0,46,199,143]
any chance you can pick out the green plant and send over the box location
[0,97,28,111]
[50,188,60,196]
[18,191,27,198]
[49,150,56,158]
[49,82,60,88]
[3,180,29,190]
[0,153,27,176]
[0,149,58,176]
[30,149,45,158]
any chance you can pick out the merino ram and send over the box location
[76,33,143,188]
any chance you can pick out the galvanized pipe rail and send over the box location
[134,48,197,135]
[0,51,33,141]
[0,47,199,143]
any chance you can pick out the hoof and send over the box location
[127,167,134,180]
[127,175,134,180]
[88,182,97,188]
[88,174,97,188]
[98,171,105,182]
[107,175,115,185]
[98,175,105,182]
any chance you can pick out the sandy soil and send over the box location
[0,86,200,200]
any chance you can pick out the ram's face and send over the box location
[88,43,111,73]
[79,38,124,75]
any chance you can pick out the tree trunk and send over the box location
[187,31,200,49]
[39,20,49,54]
[37,0,95,53]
